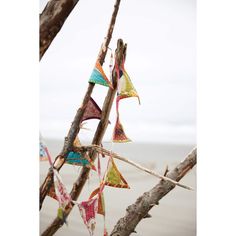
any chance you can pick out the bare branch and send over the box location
[40,0,81,60]
[110,148,197,236]
[72,145,194,190]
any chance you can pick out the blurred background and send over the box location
[40,0,196,144]
[40,0,196,235]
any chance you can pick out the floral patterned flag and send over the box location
[78,197,98,236]
[53,169,71,209]
[89,61,113,88]
[112,117,131,143]
[104,158,130,188]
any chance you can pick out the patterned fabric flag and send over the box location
[82,97,102,122]
[89,61,113,88]
[112,117,131,143]
[78,197,98,236]
[39,141,48,161]
[53,169,71,209]
[66,152,96,171]
[104,158,130,188]
[117,69,140,104]
[89,186,105,216]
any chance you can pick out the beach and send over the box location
[40,139,196,236]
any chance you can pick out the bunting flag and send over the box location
[39,141,48,161]
[89,186,105,216]
[104,158,130,188]
[89,61,113,88]
[82,97,102,122]
[53,169,72,209]
[66,152,96,171]
[112,117,131,143]
[117,69,140,104]
[78,197,98,236]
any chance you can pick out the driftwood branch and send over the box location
[41,39,126,236]
[39,0,122,210]
[40,0,81,60]
[109,148,197,236]
[72,145,193,190]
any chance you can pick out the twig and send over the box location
[76,145,194,190]
[39,0,122,211]
[110,148,197,236]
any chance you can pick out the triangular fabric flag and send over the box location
[39,141,48,161]
[117,69,140,104]
[82,97,102,122]
[66,152,96,171]
[78,197,98,236]
[89,186,105,216]
[112,117,131,143]
[89,61,113,88]
[53,169,71,209]
[104,158,130,188]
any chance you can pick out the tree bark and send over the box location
[40,0,81,60]
[110,148,197,236]
[39,0,122,210]
[41,39,127,236]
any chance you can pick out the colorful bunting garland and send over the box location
[89,61,113,89]
[111,57,140,143]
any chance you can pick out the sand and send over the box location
[40,140,196,236]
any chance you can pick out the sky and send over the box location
[40,0,196,144]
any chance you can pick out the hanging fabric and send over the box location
[89,185,105,216]
[104,157,130,189]
[89,61,113,89]
[111,56,140,143]
[78,197,98,236]
[112,117,131,143]
[53,169,71,222]
[82,97,102,122]
[53,169,71,208]
[39,133,52,162]
[65,151,96,171]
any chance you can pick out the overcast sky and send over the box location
[40,0,196,144]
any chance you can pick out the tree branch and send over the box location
[41,39,126,236]
[40,0,81,60]
[110,148,197,236]
[72,145,194,190]
[39,0,122,210]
